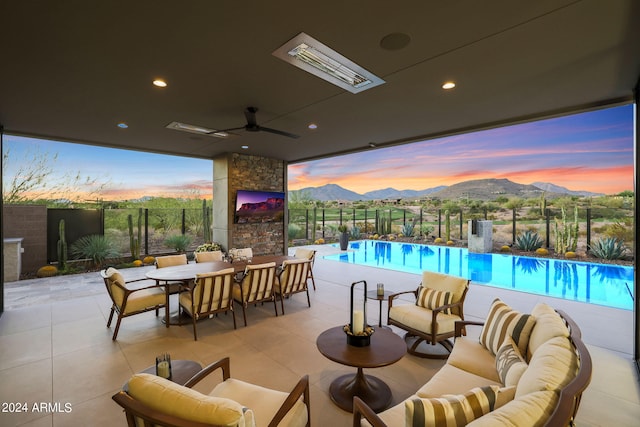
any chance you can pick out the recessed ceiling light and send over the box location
[153,79,167,87]
[308,123,318,130]
[165,121,229,138]
[442,81,456,90]
[273,32,385,94]
[117,122,128,129]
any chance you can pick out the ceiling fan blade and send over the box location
[259,126,300,139]
[207,126,244,134]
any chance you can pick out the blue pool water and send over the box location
[324,240,634,310]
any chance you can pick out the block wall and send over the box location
[2,205,48,275]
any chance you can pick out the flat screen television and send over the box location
[234,190,285,224]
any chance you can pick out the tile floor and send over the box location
[1,245,639,426]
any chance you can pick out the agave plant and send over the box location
[70,234,119,268]
[401,222,415,237]
[515,230,544,251]
[164,234,192,253]
[589,237,627,260]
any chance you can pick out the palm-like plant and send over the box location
[70,234,119,268]
[589,237,626,260]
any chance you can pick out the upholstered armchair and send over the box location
[233,262,278,326]
[101,267,166,340]
[388,271,470,358]
[194,250,224,263]
[154,254,189,295]
[293,248,317,290]
[112,357,310,427]
[179,268,236,340]
[274,259,312,314]
[229,247,253,262]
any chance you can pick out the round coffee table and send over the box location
[316,326,406,413]
[138,359,203,385]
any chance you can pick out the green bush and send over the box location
[70,235,119,267]
[589,237,627,260]
[288,223,302,239]
[164,234,192,252]
[515,230,544,251]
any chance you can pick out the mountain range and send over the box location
[289,179,603,202]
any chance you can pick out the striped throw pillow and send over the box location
[479,299,536,356]
[416,287,453,314]
[495,336,528,386]
[405,385,499,427]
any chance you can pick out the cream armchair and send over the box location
[194,250,224,263]
[112,357,310,427]
[274,259,312,314]
[101,267,165,340]
[388,270,470,358]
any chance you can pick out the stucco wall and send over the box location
[2,204,47,275]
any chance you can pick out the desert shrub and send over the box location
[594,220,634,242]
[288,223,302,239]
[164,234,192,252]
[70,234,119,267]
[589,237,627,260]
[351,226,361,239]
[515,230,544,251]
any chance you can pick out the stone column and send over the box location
[212,152,286,256]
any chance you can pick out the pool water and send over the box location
[324,240,634,310]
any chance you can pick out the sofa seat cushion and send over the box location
[389,304,460,336]
[479,298,536,356]
[516,336,578,399]
[211,378,308,427]
[360,394,419,427]
[447,337,501,383]
[527,303,570,361]
[406,386,500,427]
[126,373,250,426]
[466,390,558,427]
[417,363,501,398]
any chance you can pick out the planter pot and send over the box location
[339,232,349,251]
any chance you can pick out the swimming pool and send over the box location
[324,240,634,310]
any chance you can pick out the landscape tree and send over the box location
[2,147,110,205]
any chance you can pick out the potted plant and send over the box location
[338,225,349,251]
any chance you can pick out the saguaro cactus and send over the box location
[445,210,451,241]
[128,208,142,260]
[57,219,68,270]
[202,200,212,242]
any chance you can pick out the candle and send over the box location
[353,310,364,335]
[377,283,384,296]
[157,361,170,379]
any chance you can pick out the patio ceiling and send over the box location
[1,0,639,163]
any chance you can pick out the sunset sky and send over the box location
[289,104,634,195]
[2,104,634,201]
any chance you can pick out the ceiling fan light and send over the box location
[273,32,384,94]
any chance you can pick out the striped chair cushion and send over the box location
[495,337,528,387]
[479,299,536,356]
[405,385,499,427]
[416,287,453,314]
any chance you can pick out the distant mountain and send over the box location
[362,186,446,200]
[290,178,602,202]
[430,178,545,201]
[290,183,447,201]
[531,182,603,197]
[291,184,364,201]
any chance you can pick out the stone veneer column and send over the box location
[212,152,287,256]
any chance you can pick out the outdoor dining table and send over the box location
[145,255,295,326]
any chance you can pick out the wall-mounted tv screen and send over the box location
[234,190,285,224]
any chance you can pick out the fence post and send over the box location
[545,208,551,248]
[420,208,423,237]
[364,209,368,234]
[438,209,442,238]
[305,209,309,240]
[586,208,591,252]
[322,209,325,239]
[459,210,463,239]
[353,208,356,230]
[512,208,516,245]
[181,209,186,235]
[144,209,149,255]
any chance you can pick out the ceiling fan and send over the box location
[211,107,300,139]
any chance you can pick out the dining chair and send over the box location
[232,262,277,326]
[194,250,223,263]
[274,259,312,315]
[101,267,166,340]
[179,268,236,340]
[294,248,317,290]
[229,247,253,262]
[154,254,188,294]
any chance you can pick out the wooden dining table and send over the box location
[145,254,295,326]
